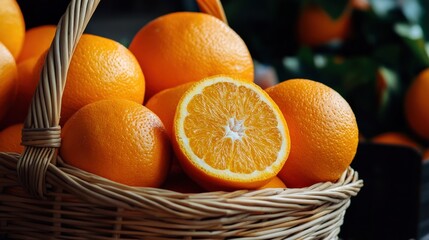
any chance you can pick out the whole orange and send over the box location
[42,34,145,124]
[372,132,420,150]
[0,123,24,153]
[0,42,18,123]
[14,57,39,117]
[60,99,171,187]
[0,0,25,59]
[145,82,195,177]
[129,12,254,101]
[257,176,286,189]
[266,79,359,188]
[351,0,370,11]
[297,3,352,47]
[423,149,429,162]
[17,25,56,63]
[145,81,195,140]
[0,56,39,127]
[405,68,429,140]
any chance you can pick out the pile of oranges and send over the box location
[0,0,360,192]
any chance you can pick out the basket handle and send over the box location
[17,0,100,198]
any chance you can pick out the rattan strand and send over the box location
[0,0,363,238]
[17,0,100,198]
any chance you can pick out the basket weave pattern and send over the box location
[0,0,363,239]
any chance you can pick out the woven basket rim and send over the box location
[2,152,363,215]
[1,149,363,238]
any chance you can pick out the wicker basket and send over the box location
[0,0,363,239]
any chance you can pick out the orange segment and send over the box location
[173,76,290,190]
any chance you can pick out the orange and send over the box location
[145,81,195,140]
[297,3,352,47]
[173,76,290,191]
[423,149,429,162]
[266,79,359,188]
[0,123,24,153]
[145,82,196,177]
[17,25,56,63]
[359,133,366,142]
[258,176,286,189]
[39,34,145,124]
[371,132,421,150]
[0,56,39,127]
[60,99,171,187]
[405,68,429,140]
[31,35,146,126]
[351,0,370,11]
[0,42,18,123]
[13,57,39,117]
[0,0,25,59]
[129,12,254,101]
[60,34,145,124]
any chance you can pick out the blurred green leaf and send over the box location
[400,0,422,23]
[394,23,429,67]
[419,0,429,40]
[377,66,401,118]
[282,47,377,95]
[395,22,424,39]
[372,44,401,69]
[369,0,398,18]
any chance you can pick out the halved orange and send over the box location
[173,76,290,190]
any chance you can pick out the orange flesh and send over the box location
[183,81,283,174]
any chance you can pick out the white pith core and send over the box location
[225,118,245,141]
